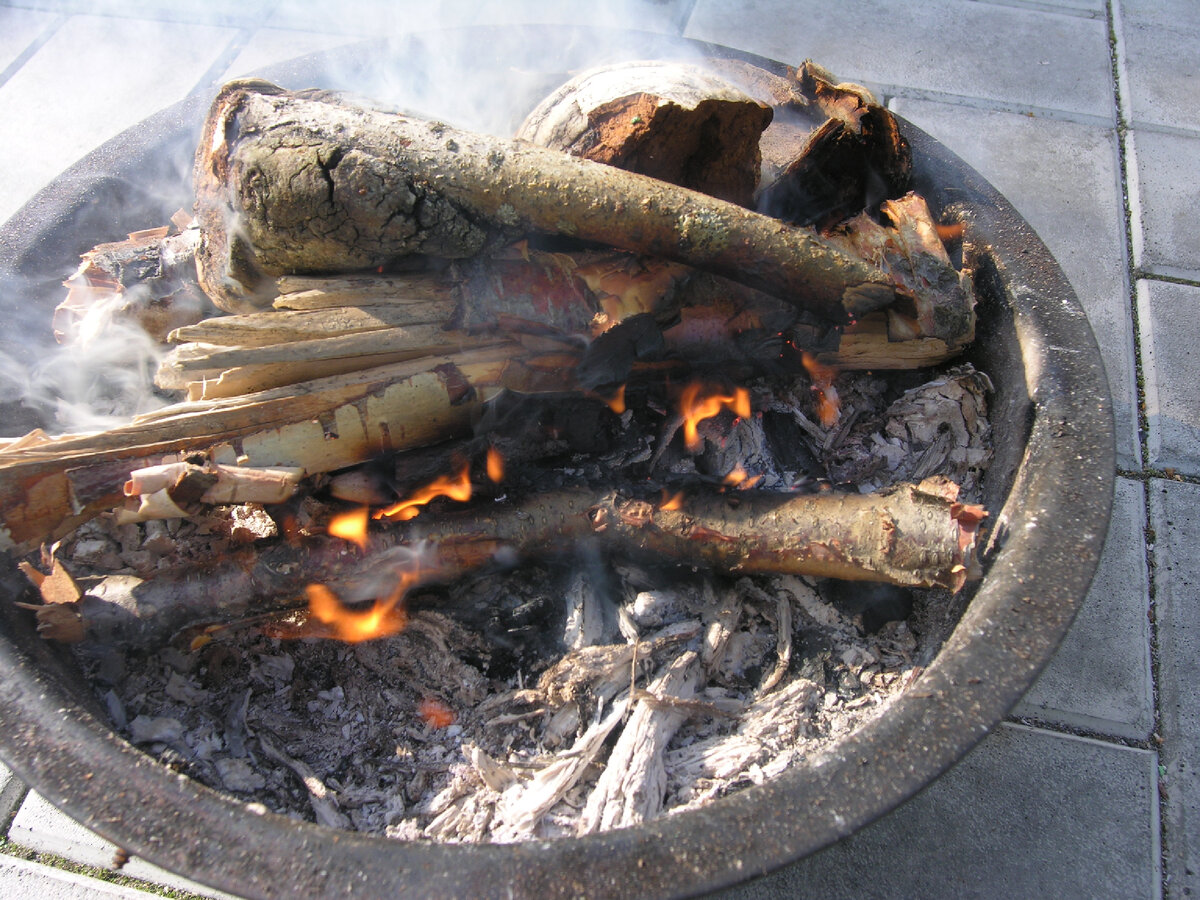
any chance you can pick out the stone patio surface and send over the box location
[0,1,1192,897]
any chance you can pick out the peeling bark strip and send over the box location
[193,79,896,320]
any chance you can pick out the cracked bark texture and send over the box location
[194,80,897,320]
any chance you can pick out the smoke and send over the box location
[0,1,708,437]
[6,317,168,433]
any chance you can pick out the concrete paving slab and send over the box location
[1128,128,1200,280]
[1150,478,1200,899]
[0,760,26,826]
[0,13,237,224]
[1138,280,1200,475]
[1015,477,1152,739]
[1025,0,1104,13]
[0,0,272,28]
[221,27,361,80]
[0,7,56,76]
[720,723,1160,899]
[1117,14,1200,133]
[268,0,690,36]
[9,792,239,899]
[0,854,158,898]
[685,0,1114,119]
[1117,0,1200,31]
[889,97,1139,468]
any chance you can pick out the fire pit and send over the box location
[0,27,1112,900]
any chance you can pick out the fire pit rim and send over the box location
[0,28,1115,900]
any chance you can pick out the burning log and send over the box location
[515,61,772,207]
[156,226,972,407]
[21,478,984,648]
[0,347,523,552]
[193,79,897,321]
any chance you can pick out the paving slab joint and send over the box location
[1106,5,1167,893]
[0,12,65,92]
[1006,714,1157,750]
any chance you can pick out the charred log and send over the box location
[23,478,984,647]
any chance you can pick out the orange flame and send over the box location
[722,466,763,490]
[679,383,751,451]
[417,697,457,730]
[486,447,505,484]
[376,463,472,521]
[660,490,684,511]
[801,352,841,428]
[304,576,413,643]
[328,507,370,550]
[603,384,626,415]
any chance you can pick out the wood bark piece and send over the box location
[23,478,984,648]
[0,347,520,552]
[516,61,772,207]
[193,79,897,321]
[117,459,304,523]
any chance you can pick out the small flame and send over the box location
[417,697,457,730]
[486,446,505,484]
[722,466,763,490]
[660,490,684,511]
[328,507,370,550]
[679,383,751,452]
[801,352,841,428]
[603,384,626,415]
[305,576,413,643]
[376,463,472,521]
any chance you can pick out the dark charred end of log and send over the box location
[758,108,912,230]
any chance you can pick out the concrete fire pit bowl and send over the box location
[0,27,1113,900]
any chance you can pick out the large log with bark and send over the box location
[193,79,897,320]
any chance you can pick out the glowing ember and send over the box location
[660,490,684,511]
[304,578,412,643]
[801,352,841,428]
[417,697,457,730]
[376,463,472,521]
[328,507,370,549]
[679,383,750,451]
[486,447,505,484]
